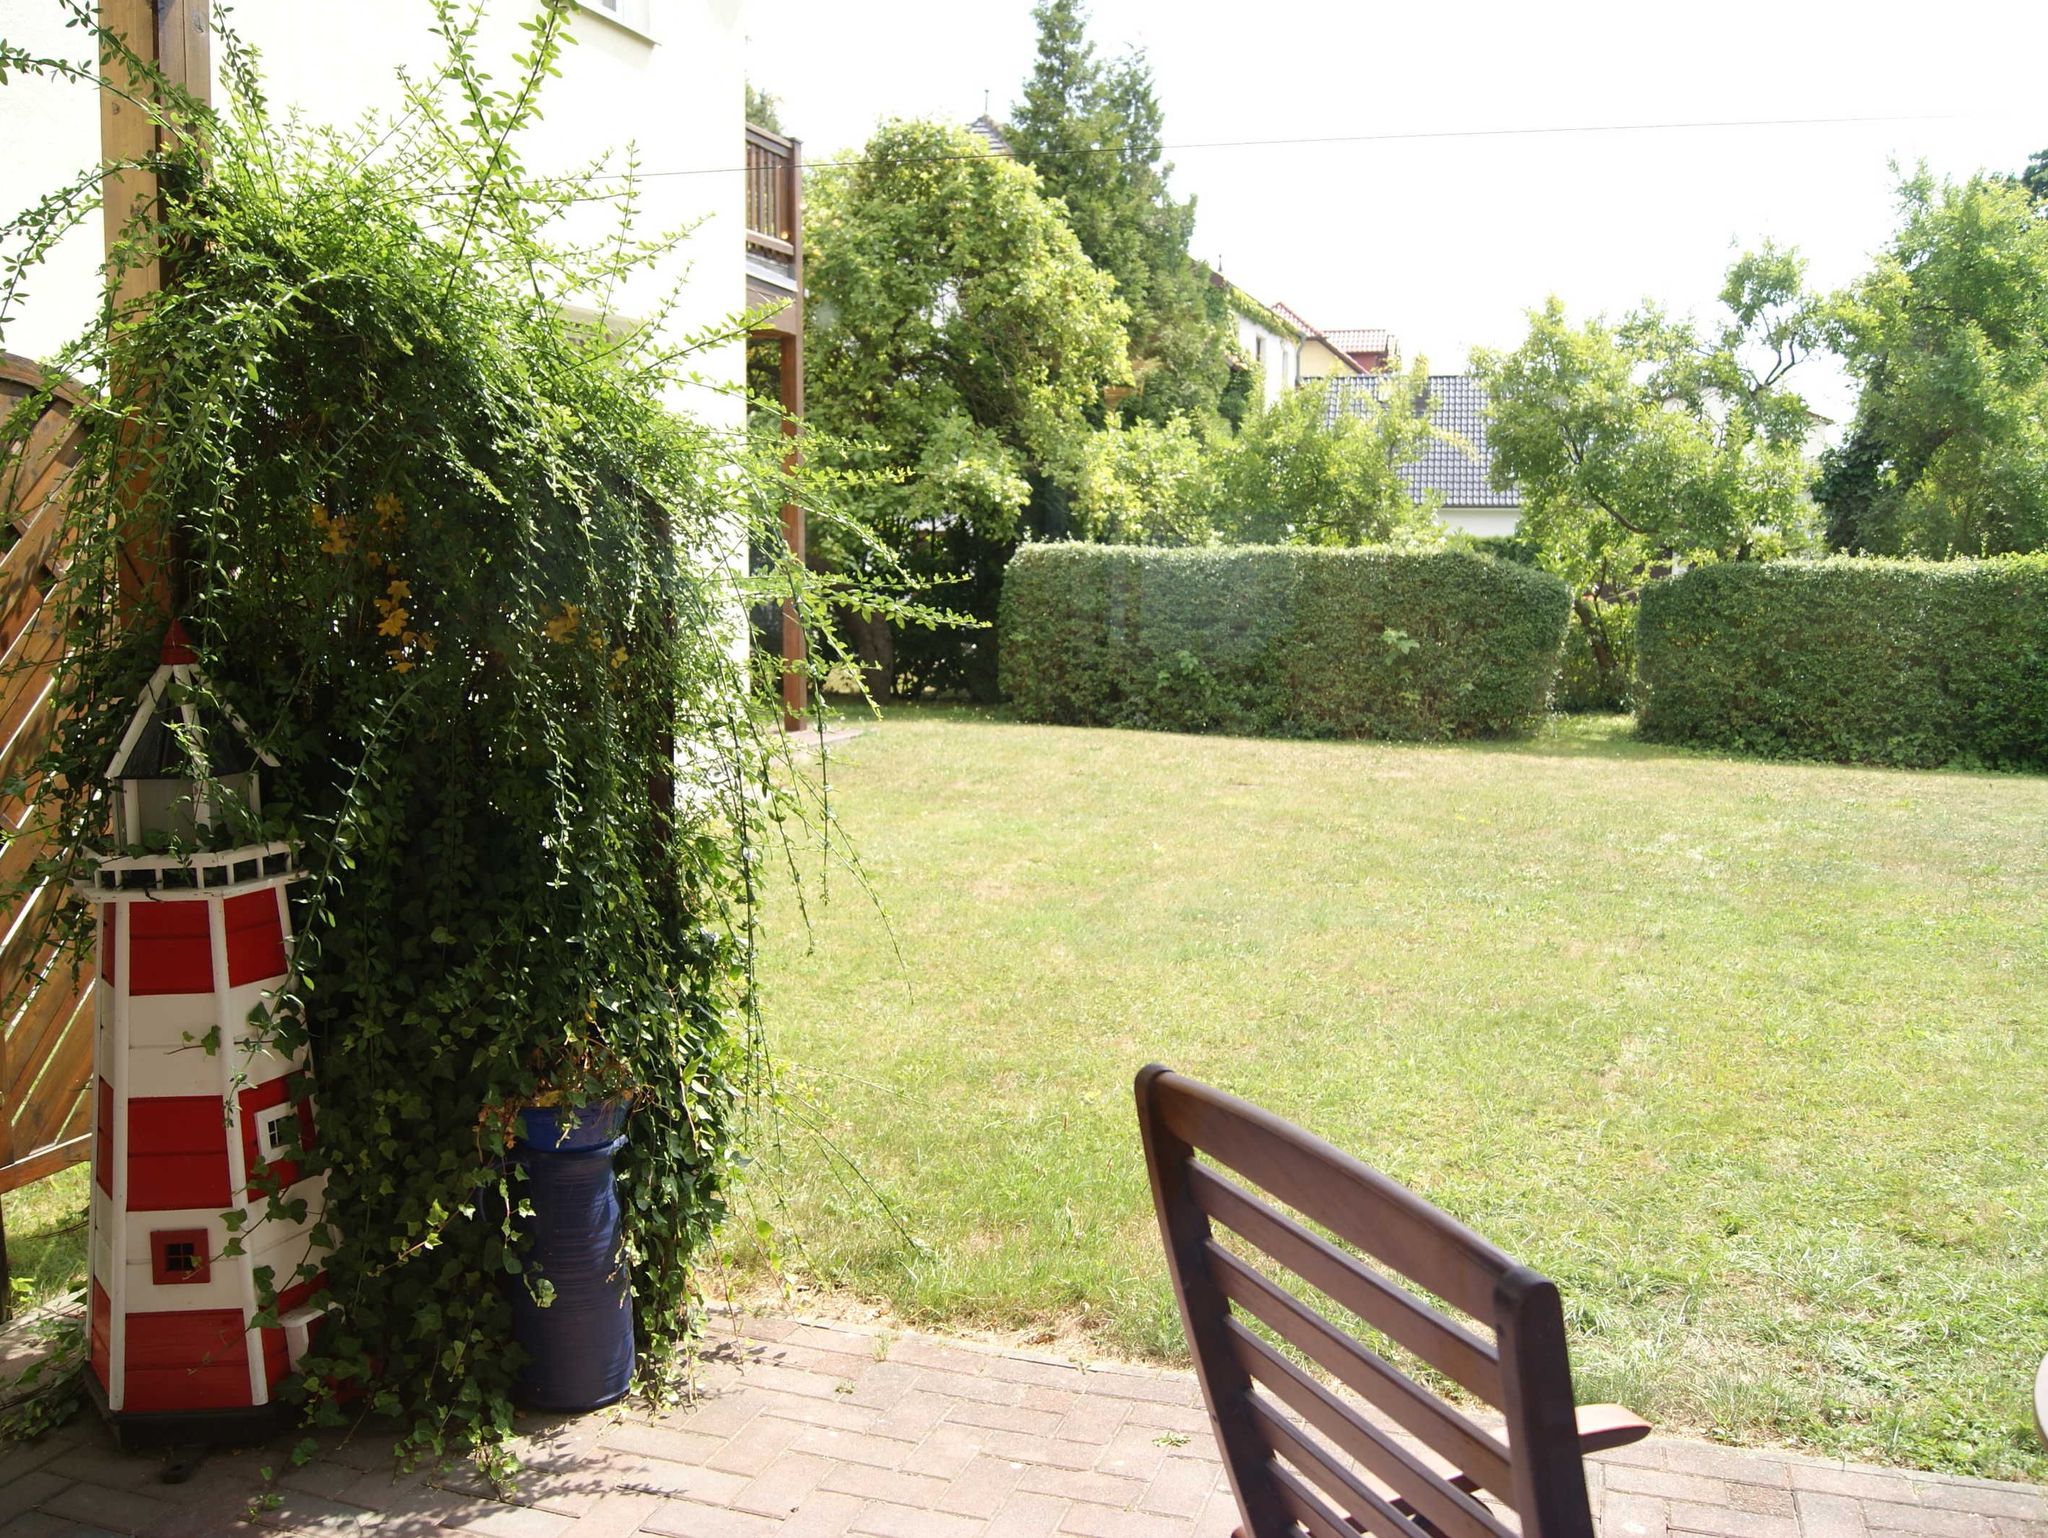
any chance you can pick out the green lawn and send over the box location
[750,708,2048,1481]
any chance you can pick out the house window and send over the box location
[574,0,653,38]
[150,1228,211,1285]
[1254,334,1266,364]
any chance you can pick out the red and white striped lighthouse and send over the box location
[80,623,331,1443]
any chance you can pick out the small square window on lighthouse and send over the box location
[257,1103,298,1159]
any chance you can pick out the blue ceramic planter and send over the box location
[509,1101,633,1411]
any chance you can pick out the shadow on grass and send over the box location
[838,698,2048,786]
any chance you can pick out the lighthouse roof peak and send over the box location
[104,623,279,783]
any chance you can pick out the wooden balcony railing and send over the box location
[745,125,799,265]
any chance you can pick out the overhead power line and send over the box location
[625,111,1960,183]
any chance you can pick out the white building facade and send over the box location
[0,1,748,425]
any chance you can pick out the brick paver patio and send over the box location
[2,1312,2043,1536]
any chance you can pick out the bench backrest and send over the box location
[1135,1064,1598,1538]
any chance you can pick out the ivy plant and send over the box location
[0,0,901,1466]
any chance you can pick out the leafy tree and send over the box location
[745,81,782,132]
[1072,417,1212,544]
[2019,145,2047,204]
[1204,369,1443,548]
[804,118,1129,696]
[1821,170,2048,556]
[1007,1,1230,425]
[1475,248,1820,701]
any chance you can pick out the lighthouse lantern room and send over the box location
[81,623,332,1446]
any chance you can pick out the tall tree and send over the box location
[1822,170,2048,556]
[2018,145,2047,203]
[1007,1,1230,425]
[804,119,1129,697]
[1475,248,1821,700]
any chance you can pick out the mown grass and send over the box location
[746,708,2048,1481]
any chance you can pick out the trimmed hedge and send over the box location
[1636,556,2048,768]
[997,544,1572,738]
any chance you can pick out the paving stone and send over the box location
[1087,1426,1166,1485]
[34,1483,177,1536]
[732,1452,833,1519]
[934,1455,1026,1520]
[1055,1503,1192,1538]
[600,1454,750,1505]
[638,1496,784,1537]
[983,1492,1068,1538]
[942,1403,1065,1439]
[1014,1465,1149,1509]
[848,1501,983,1538]
[1600,1490,1671,1538]
[782,1490,865,1536]
[1861,1498,1996,1536]
[2,1512,128,1538]
[789,1424,917,1472]
[704,1416,805,1478]
[551,1492,659,1538]
[817,1463,953,1509]
[599,1423,726,1468]
[1794,1490,1871,1538]
[910,1371,1028,1410]
[0,1473,69,1526]
[1660,1496,1798,1538]
[1138,1458,1218,1520]
[1055,1399,1130,1449]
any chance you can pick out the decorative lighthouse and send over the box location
[80,623,331,1446]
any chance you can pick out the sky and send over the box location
[744,0,2048,433]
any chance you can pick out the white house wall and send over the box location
[0,1,746,428]
[1231,312,1297,409]
[1438,507,1521,538]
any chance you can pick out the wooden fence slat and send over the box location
[0,355,92,1205]
[12,991,93,1154]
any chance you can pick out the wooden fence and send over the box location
[0,352,93,1200]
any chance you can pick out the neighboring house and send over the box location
[1323,328,1400,374]
[1270,303,1367,384]
[1209,273,1301,409]
[1326,374,1522,537]
[0,1,751,433]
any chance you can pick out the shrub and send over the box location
[1636,557,2048,768]
[998,544,1571,738]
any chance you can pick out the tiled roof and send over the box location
[968,115,1013,156]
[1324,327,1398,355]
[1269,304,1363,374]
[1326,374,1521,509]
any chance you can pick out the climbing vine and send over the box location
[0,1,905,1464]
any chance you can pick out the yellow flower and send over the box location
[372,491,403,523]
[378,606,409,637]
[386,578,412,601]
[543,605,582,644]
[610,646,628,669]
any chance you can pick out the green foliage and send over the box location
[804,117,1129,698]
[1474,249,1822,704]
[1821,170,2048,557]
[1007,1,1230,426]
[1636,557,2048,767]
[1203,372,1443,549]
[0,2,874,1465]
[998,544,1570,738]
[1071,417,1211,544]
[744,81,782,132]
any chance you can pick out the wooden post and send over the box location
[777,138,807,733]
[99,0,210,623]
